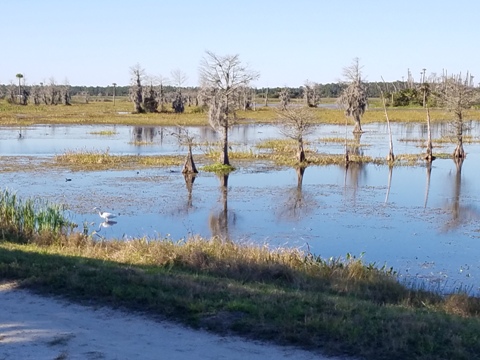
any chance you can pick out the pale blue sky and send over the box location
[1,0,478,87]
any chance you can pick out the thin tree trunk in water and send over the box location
[344,116,349,165]
[297,138,305,163]
[425,107,435,162]
[453,124,465,159]
[220,126,230,165]
[381,94,394,162]
[453,114,465,159]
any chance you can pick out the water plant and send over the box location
[0,189,74,242]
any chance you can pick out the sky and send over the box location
[1,0,479,88]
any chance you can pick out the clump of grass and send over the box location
[201,163,235,174]
[0,189,74,243]
[138,156,183,167]
[90,130,117,136]
[55,148,116,165]
[54,149,183,170]
[255,139,297,152]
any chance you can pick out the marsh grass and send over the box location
[54,149,184,170]
[0,100,208,126]
[4,99,480,127]
[0,189,74,243]
[1,231,480,359]
[318,136,370,146]
[89,130,117,136]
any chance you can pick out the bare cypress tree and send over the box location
[199,51,259,166]
[62,79,71,106]
[338,58,368,133]
[143,82,158,113]
[278,87,290,110]
[277,107,315,163]
[39,82,47,105]
[171,69,187,113]
[48,78,61,105]
[241,86,253,110]
[303,81,320,107]
[31,85,41,105]
[7,82,16,104]
[435,72,479,159]
[129,64,145,113]
[20,87,29,105]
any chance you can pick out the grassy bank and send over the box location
[1,192,480,360]
[2,99,480,127]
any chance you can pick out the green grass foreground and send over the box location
[0,191,479,360]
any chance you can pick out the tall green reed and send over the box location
[0,189,75,242]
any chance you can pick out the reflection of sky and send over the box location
[2,122,480,295]
[5,122,480,157]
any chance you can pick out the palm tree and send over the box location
[16,73,24,96]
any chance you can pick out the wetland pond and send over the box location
[3,121,480,295]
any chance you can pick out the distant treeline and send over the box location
[0,82,409,100]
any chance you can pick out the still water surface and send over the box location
[2,122,480,294]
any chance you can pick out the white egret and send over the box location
[93,207,117,221]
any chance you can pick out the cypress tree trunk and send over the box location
[353,113,363,133]
[297,139,305,163]
[220,126,230,165]
[182,145,198,174]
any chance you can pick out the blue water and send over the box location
[1,122,480,295]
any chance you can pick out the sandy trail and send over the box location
[0,282,348,360]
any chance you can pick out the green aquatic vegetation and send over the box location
[201,163,236,173]
[0,189,74,242]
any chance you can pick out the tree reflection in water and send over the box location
[183,172,196,211]
[343,132,367,204]
[384,165,393,204]
[443,158,480,231]
[132,126,157,143]
[169,173,197,216]
[343,162,367,205]
[424,162,432,208]
[276,167,316,222]
[209,174,236,239]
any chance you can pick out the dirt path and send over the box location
[0,282,349,360]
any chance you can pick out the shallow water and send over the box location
[2,122,480,295]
